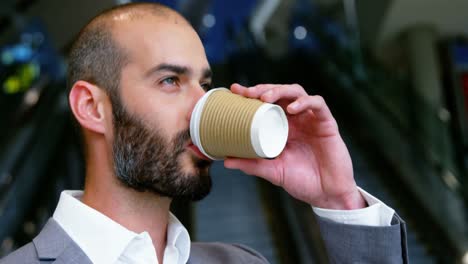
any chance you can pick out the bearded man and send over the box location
[1,2,407,264]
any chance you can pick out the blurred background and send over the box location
[0,0,467,263]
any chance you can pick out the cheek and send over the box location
[123,88,192,134]
[135,104,184,142]
[151,100,190,132]
[146,106,181,134]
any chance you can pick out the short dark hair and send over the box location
[68,22,125,98]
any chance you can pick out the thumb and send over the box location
[224,158,279,184]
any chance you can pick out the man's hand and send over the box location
[224,83,366,210]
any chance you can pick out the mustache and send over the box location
[173,129,191,153]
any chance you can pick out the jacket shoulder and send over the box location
[190,242,269,264]
[0,242,39,264]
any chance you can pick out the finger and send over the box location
[243,84,282,99]
[287,95,334,121]
[259,84,308,103]
[230,83,249,96]
[231,83,270,98]
[224,158,278,183]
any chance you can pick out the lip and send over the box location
[187,143,211,160]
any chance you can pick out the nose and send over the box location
[193,84,206,102]
[187,84,206,121]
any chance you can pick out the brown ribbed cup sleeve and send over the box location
[199,89,263,159]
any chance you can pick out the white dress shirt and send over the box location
[53,191,190,264]
[313,187,395,226]
[52,188,394,264]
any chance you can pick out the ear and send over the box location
[69,80,108,134]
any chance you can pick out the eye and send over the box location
[158,76,181,93]
[161,76,178,86]
[201,82,213,91]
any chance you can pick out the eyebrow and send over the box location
[144,63,212,80]
[202,68,212,80]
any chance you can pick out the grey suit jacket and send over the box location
[0,215,408,264]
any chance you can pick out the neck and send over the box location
[81,134,171,264]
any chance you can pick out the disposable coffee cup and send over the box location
[190,88,289,160]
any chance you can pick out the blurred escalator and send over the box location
[0,1,467,263]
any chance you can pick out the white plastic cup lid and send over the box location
[250,103,289,158]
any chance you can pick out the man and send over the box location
[1,2,407,264]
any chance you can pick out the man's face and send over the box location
[106,15,213,200]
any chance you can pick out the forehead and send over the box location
[111,14,208,72]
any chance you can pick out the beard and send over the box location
[110,96,212,201]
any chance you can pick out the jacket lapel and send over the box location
[53,243,92,264]
[32,218,92,264]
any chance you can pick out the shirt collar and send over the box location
[52,190,191,264]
